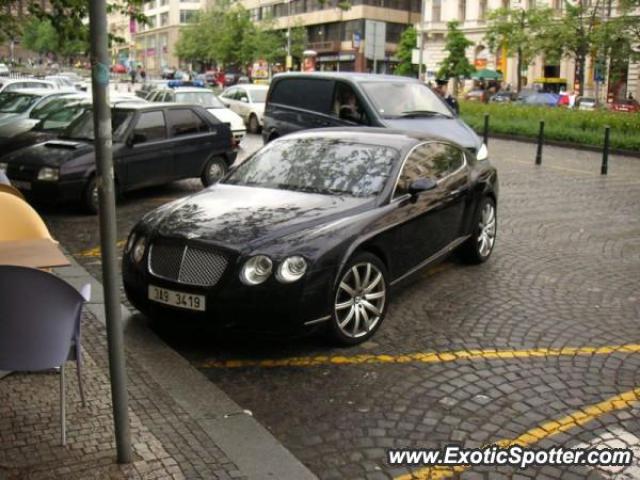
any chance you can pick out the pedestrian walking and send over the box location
[129,67,136,85]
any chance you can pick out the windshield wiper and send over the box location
[399,110,451,118]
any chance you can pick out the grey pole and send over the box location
[88,0,132,464]
[535,120,544,165]
[417,1,425,81]
[373,22,378,73]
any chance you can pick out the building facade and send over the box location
[111,0,213,75]
[413,0,640,100]
[230,0,422,73]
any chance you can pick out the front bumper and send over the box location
[122,246,334,333]
[6,166,85,204]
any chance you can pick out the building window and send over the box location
[147,15,157,29]
[479,0,487,19]
[159,0,168,5]
[179,10,197,23]
[458,0,466,21]
[160,12,168,26]
[432,0,441,22]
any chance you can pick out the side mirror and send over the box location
[240,97,248,103]
[408,177,437,197]
[127,133,146,147]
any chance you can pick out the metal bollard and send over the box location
[535,120,544,165]
[483,113,489,146]
[601,126,610,175]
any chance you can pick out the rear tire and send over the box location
[458,196,497,264]
[248,114,260,134]
[328,252,388,346]
[201,156,227,187]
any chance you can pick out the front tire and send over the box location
[82,176,99,214]
[201,156,227,187]
[458,196,497,264]
[328,252,388,346]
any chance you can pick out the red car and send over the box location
[608,99,640,113]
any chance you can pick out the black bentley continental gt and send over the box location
[123,128,498,345]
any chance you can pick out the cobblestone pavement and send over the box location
[39,136,640,479]
[0,310,244,480]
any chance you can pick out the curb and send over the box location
[53,254,317,480]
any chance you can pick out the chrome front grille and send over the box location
[148,241,230,287]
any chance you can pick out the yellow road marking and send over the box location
[77,240,126,257]
[197,344,640,369]
[395,387,640,480]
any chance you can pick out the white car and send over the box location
[148,86,245,144]
[0,78,56,94]
[0,63,9,76]
[219,84,268,134]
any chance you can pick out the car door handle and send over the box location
[449,188,465,197]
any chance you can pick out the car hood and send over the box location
[147,184,373,252]
[2,138,94,167]
[207,107,245,131]
[0,117,39,138]
[382,116,481,150]
[0,112,23,125]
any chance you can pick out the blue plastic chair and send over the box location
[0,265,91,446]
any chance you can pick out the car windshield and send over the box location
[224,138,398,197]
[60,109,133,141]
[29,96,77,119]
[0,92,40,113]
[249,89,267,103]
[176,91,224,108]
[360,81,452,118]
[35,103,89,131]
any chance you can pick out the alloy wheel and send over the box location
[208,162,225,182]
[478,202,496,257]
[334,262,386,339]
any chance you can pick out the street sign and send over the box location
[364,20,385,62]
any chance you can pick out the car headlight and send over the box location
[125,231,137,253]
[476,143,488,162]
[37,167,59,181]
[132,235,147,264]
[240,255,272,285]
[276,256,307,283]
[0,162,7,172]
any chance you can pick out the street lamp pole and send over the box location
[286,0,292,70]
[88,0,132,464]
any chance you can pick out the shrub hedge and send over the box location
[459,101,640,152]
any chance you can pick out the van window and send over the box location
[270,78,334,114]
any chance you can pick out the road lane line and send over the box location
[77,240,126,257]
[197,344,640,369]
[395,387,640,480]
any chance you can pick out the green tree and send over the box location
[395,26,418,77]
[485,7,552,93]
[22,17,88,62]
[438,21,474,95]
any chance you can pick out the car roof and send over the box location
[114,102,197,110]
[272,72,419,84]
[2,78,53,84]
[1,88,59,96]
[281,127,464,152]
[171,87,213,93]
[236,84,268,90]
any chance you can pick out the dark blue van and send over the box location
[262,72,486,158]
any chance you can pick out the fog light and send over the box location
[276,256,307,283]
[132,236,147,264]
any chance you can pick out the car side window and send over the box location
[223,88,235,100]
[165,91,175,102]
[237,90,249,102]
[333,82,368,125]
[269,78,334,114]
[132,111,167,144]
[394,143,465,197]
[168,109,209,137]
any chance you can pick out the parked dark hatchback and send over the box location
[262,73,483,153]
[1,103,236,213]
[123,129,498,345]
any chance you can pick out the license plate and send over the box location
[148,285,206,311]
[12,180,31,191]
